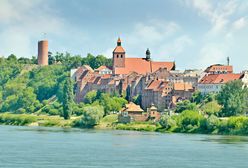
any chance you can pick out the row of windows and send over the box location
[198,85,221,89]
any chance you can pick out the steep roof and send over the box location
[114,58,175,75]
[113,46,125,53]
[95,65,112,71]
[123,102,144,113]
[146,80,170,91]
[199,73,241,84]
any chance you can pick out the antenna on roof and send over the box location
[227,56,230,66]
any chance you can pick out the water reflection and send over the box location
[200,135,248,144]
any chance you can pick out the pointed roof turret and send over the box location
[113,37,125,53]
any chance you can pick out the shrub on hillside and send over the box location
[201,101,222,116]
[175,110,205,133]
[73,105,104,128]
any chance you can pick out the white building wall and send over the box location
[197,83,223,94]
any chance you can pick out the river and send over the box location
[0,125,248,168]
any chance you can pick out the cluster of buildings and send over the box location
[36,38,248,123]
[70,38,247,122]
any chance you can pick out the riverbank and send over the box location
[1,113,248,136]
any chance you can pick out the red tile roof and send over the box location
[205,64,233,73]
[173,83,193,91]
[95,65,112,71]
[113,46,125,53]
[122,102,144,113]
[114,58,175,75]
[146,80,170,91]
[199,73,241,84]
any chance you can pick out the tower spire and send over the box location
[227,56,230,65]
[117,37,121,46]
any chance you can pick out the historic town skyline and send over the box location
[0,0,248,72]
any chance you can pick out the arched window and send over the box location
[117,55,119,58]
[121,55,123,58]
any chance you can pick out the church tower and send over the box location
[113,37,125,68]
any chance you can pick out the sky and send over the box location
[0,0,247,72]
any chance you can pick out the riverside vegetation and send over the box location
[0,54,248,135]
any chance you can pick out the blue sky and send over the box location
[0,0,247,72]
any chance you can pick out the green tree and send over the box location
[62,78,74,119]
[74,105,104,128]
[217,80,248,117]
[201,101,221,116]
[84,90,97,104]
[175,100,198,113]
[191,91,203,104]
[133,94,142,105]
[176,110,205,133]
[159,114,176,130]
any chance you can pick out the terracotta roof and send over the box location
[82,65,94,72]
[95,65,112,71]
[199,73,241,84]
[113,46,125,53]
[146,80,169,91]
[173,83,193,91]
[123,102,144,112]
[205,64,233,73]
[114,58,175,75]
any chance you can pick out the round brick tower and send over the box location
[38,40,48,66]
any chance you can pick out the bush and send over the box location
[175,110,205,133]
[175,100,198,113]
[159,114,176,130]
[201,101,221,116]
[0,113,37,126]
[206,115,220,133]
[73,105,104,128]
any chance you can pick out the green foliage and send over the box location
[159,114,176,130]
[201,101,221,116]
[175,100,198,113]
[73,105,104,128]
[217,80,248,116]
[41,102,62,116]
[191,91,203,104]
[48,52,112,69]
[71,103,85,116]
[84,90,97,104]
[116,122,157,131]
[62,78,74,119]
[0,113,37,126]
[28,65,67,101]
[133,94,142,105]
[84,91,127,115]
[205,115,220,133]
[175,110,205,133]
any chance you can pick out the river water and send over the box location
[0,125,248,168]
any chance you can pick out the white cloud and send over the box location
[197,43,227,68]
[158,35,193,57]
[232,17,247,30]
[0,0,89,58]
[126,20,180,47]
[183,0,248,71]
[185,0,239,34]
